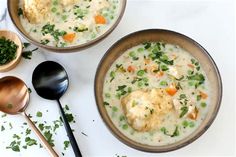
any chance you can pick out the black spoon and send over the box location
[32,61,82,157]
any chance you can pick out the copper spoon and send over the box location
[0,76,58,157]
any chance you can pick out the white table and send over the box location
[0,0,235,156]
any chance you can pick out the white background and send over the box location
[0,0,235,156]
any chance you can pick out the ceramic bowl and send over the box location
[94,29,222,152]
[8,0,126,53]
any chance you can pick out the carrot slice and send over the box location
[200,91,208,99]
[94,15,106,24]
[156,71,164,77]
[144,59,151,64]
[127,65,135,73]
[166,84,177,96]
[63,33,76,43]
[187,64,195,69]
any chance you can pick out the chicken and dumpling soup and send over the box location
[103,42,210,145]
[18,0,121,47]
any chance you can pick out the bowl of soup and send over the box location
[8,0,126,52]
[94,29,222,152]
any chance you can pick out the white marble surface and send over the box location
[0,0,235,157]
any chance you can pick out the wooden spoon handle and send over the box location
[22,112,59,157]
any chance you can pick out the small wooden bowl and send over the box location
[0,30,22,72]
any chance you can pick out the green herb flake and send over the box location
[182,120,189,128]
[179,94,186,99]
[103,101,110,106]
[65,113,74,123]
[189,121,195,128]
[112,106,118,112]
[18,8,23,16]
[9,122,13,129]
[179,106,188,118]
[28,88,32,93]
[201,102,207,108]
[25,128,31,135]
[38,123,44,131]
[7,144,20,152]
[171,126,180,137]
[1,125,5,131]
[23,42,31,48]
[64,104,70,111]
[36,111,42,117]
[13,134,21,140]
[159,81,168,86]
[196,95,201,101]
[44,131,54,146]
[122,124,128,130]
[25,137,37,146]
[105,93,111,98]
[110,71,115,82]
[63,141,70,150]
[22,48,38,59]
[160,65,169,71]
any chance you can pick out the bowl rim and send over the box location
[0,30,22,72]
[7,0,127,52]
[94,29,223,152]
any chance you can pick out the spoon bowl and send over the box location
[0,76,29,114]
[32,61,69,100]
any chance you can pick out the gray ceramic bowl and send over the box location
[94,29,222,152]
[8,0,126,53]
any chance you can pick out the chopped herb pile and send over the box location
[0,37,18,65]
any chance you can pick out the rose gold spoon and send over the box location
[0,76,58,157]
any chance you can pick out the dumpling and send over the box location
[121,88,173,132]
[60,0,80,6]
[23,0,51,24]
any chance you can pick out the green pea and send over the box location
[137,70,145,76]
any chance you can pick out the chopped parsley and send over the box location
[179,106,188,118]
[22,48,38,59]
[36,111,42,117]
[0,37,18,65]
[17,8,23,16]
[63,141,70,150]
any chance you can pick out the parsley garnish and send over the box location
[179,106,188,118]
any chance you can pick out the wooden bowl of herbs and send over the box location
[0,30,22,72]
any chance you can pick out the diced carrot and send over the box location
[63,33,76,43]
[171,54,177,59]
[127,65,135,73]
[144,59,151,64]
[94,15,106,24]
[156,71,164,77]
[187,64,195,69]
[165,84,177,96]
[199,91,208,99]
[188,107,199,120]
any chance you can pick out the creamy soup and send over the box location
[103,42,210,146]
[19,0,120,47]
